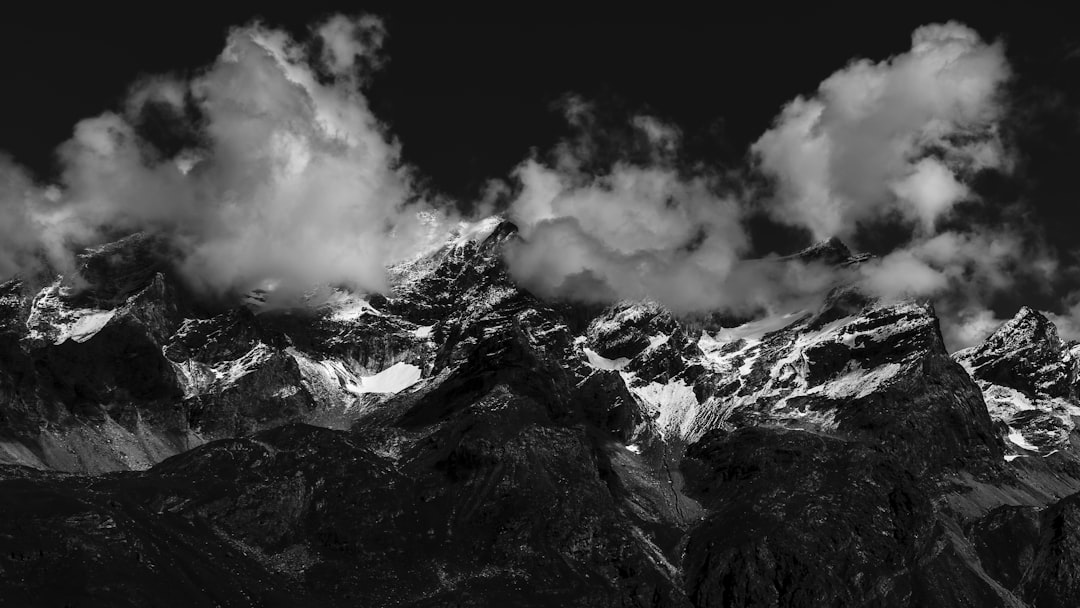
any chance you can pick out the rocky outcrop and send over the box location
[956,307,1077,399]
[955,307,1080,458]
[585,292,1001,477]
[10,227,1080,606]
[967,491,1080,607]
[682,427,1016,607]
[0,229,449,472]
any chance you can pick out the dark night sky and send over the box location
[2,7,1080,319]
[4,8,1069,197]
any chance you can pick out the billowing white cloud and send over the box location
[741,21,1073,352]
[858,249,950,298]
[890,158,969,231]
[0,16,1061,354]
[503,109,857,315]
[1,15,456,296]
[753,21,1010,239]
[503,23,1030,319]
[504,113,760,313]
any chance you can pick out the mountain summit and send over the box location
[4,223,1080,606]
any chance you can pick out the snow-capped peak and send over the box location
[954,306,1074,399]
[954,305,1080,458]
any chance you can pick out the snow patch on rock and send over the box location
[583,347,631,371]
[25,280,117,344]
[324,292,384,322]
[289,352,421,409]
[818,362,902,400]
[977,381,1080,454]
[63,310,116,344]
[662,302,933,441]
[451,215,504,247]
[1007,427,1040,452]
[216,343,277,385]
[625,373,704,440]
[360,362,422,394]
[170,358,218,398]
[647,334,670,350]
[709,310,804,343]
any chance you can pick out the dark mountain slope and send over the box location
[5,222,1080,605]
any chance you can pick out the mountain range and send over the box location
[3,219,1080,607]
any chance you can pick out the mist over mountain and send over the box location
[4,10,1080,607]
[0,13,1074,350]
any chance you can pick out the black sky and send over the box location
[0,8,1057,193]
[2,7,1080,316]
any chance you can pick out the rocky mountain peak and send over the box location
[787,236,871,266]
[796,236,851,261]
[985,306,1061,353]
[8,218,1080,606]
[956,306,1074,399]
[952,306,1080,461]
[74,232,180,305]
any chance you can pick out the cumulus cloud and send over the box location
[502,23,1031,320]
[741,21,1074,350]
[505,154,751,312]
[498,19,1072,357]
[503,107,851,315]
[753,21,1010,239]
[858,249,950,298]
[0,15,455,296]
[0,16,1061,353]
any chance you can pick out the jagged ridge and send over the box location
[6,228,1080,605]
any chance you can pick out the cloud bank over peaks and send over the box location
[0,16,1059,352]
[745,21,1066,349]
[503,106,848,315]
[502,22,1060,350]
[0,14,457,296]
[861,229,1059,349]
[753,21,1011,240]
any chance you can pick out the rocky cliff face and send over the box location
[0,230,440,472]
[5,221,1080,606]
[955,307,1080,458]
